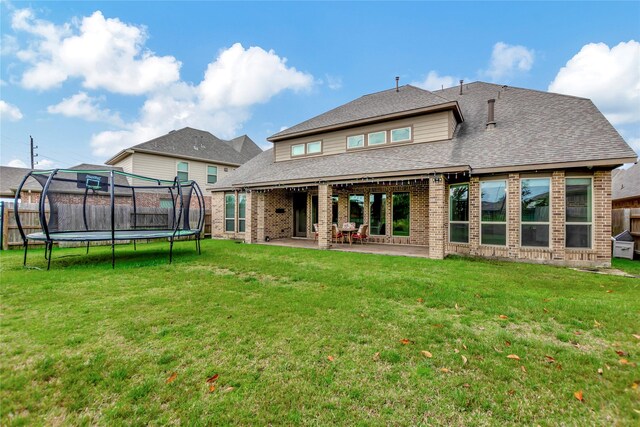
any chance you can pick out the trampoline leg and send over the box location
[169,240,174,264]
[44,242,49,260]
[133,240,137,251]
[86,241,90,254]
[111,242,115,269]
[23,242,28,266]
[46,242,52,271]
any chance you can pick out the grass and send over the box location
[1,239,639,425]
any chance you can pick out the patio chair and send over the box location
[351,224,369,244]
[332,223,344,244]
[313,223,319,241]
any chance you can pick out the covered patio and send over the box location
[259,238,430,258]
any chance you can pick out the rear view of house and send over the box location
[211,82,637,267]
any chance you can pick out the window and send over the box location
[347,134,364,149]
[311,195,319,226]
[177,161,189,181]
[225,192,235,232]
[521,178,550,247]
[307,141,322,154]
[291,144,305,156]
[566,178,592,248]
[368,131,386,146]
[207,165,218,184]
[332,195,339,224]
[349,194,365,227]
[392,192,410,236]
[370,193,387,235]
[481,180,507,245]
[237,193,246,233]
[390,127,411,143]
[449,184,469,243]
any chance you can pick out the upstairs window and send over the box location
[291,144,305,156]
[207,165,218,184]
[481,180,507,245]
[449,184,469,243]
[368,131,386,146]
[390,127,411,143]
[177,162,189,181]
[521,178,550,247]
[347,134,364,149]
[307,141,322,154]
[566,178,592,248]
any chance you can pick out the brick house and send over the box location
[210,82,637,267]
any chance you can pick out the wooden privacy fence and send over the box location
[0,201,211,250]
[612,207,640,255]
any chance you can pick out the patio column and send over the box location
[256,192,266,242]
[317,184,332,249]
[244,190,258,244]
[428,175,446,259]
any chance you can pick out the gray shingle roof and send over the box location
[612,162,640,201]
[0,166,32,196]
[107,127,262,166]
[269,85,455,140]
[213,81,637,189]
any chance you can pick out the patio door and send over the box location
[293,193,307,237]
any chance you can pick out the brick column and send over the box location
[244,191,258,243]
[593,170,612,266]
[507,173,520,258]
[256,192,266,242]
[468,177,480,255]
[317,184,333,249]
[428,175,446,259]
[211,192,225,238]
[551,171,565,260]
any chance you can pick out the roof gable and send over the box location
[612,162,640,201]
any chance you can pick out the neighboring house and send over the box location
[1,166,34,202]
[211,82,637,267]
[612,163,640,209]
[105,127,262,206]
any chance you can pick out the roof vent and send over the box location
[395,76,399,92]
[486,99,496,129]
[459,80,464,95]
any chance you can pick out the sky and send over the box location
[1,1,639,170]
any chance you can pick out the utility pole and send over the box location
[30,135,38,169]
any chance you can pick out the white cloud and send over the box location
[34,158,56,169]
[47,92,122,125]
[91,44,314,157]
[198,43,313,109]
[7,158,28,168]
[413,71,459,91]
[626,137,640,154]
[1,34,19,56]
[0,100,23,121]
[12,8,181,94]
[484,42,534,81]
[325,74,343,90]
[548,40,640,125]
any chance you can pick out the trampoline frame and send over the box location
[14,169,206,269]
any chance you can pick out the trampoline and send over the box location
[14,168,205,269]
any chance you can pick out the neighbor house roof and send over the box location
[612,162,640,202]
[269,85,462,141]
[0,166,32,197]
[105,127,262,166]
[213,82,637,190]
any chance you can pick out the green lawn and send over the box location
[1,240,639,425]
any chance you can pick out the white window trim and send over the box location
[449,183,469,244]
[520,177,552,248]
[391,191,411,237]
[390,127,412,143]
[346,134,365,150]
[565,176,593,250]
[291,143,306,157]
[207,165,218,184]
[480,179,508,247]
[367,131,387,146]
[176,161,189,181]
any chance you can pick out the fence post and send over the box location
[1,201,7,250]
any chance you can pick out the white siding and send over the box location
[274,111,452,162]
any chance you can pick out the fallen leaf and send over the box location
[462,344,467,350]
[521,365,527,373]
[454,348,460,354]
[463,383,470,388]
[543,298,550,302]
[632,381,639,390]
[208,385,216,393]
[455,303,459,310]
[544,355,556,363]
[606,290,613,293]
[574,390,584,402]
[574,331,582,336]
[619,358,629,365]
[615,350,628,357]
[570,341,581,348]
[478,327,485,331]
[597,368,603,375]
[417,298,424,303]
[543,308,549,313]
[499,315,508,320]
[594,320,602,328]
[605,364,611,370]
[223,386,234,393]
[327,355,335,362]
[400,338,413,345]
[206,374,219,384]
[506,354,521,360]
[505,341,511,347]
[421,350,433,358]
[373,352,380,361]
[632,334,640,340]
[166,372,178,384]
[507,389,516,395]
[440,368,450,373]
[462,355,468,365]
[556,363,563,371]
[494,346,504,353]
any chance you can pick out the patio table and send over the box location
[342,226,357,245]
